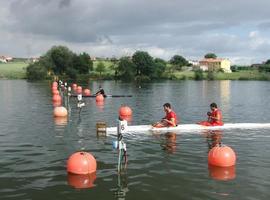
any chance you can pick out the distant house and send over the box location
[199,58,231,73]
[31,57,40,63]
[0,55,13,63]
[188,60,199,66]
[90,56,96,61]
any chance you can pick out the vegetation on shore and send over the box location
[0,62,27,79]
[1,46,270,81]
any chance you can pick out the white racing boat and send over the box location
[105,123,270,135]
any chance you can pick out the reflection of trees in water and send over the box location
[113,171,129,200]
[204,130,223,150]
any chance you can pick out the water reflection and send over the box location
[154,132,177,154]
[208,165,236,181]
[54,116,68,137]
[220,81,231,114]
[54,116,68,126]
[113,171,129,200]
[67,172,96,189]
[96,101,105,111]
[76,115,87,150]
[203,130,223,150]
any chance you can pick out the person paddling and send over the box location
[95,85,106,97]
[152,103,178,128]
[198,102,224,126]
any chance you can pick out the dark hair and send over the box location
[163,103,171,108]
[210,102,217,108]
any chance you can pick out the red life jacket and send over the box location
[166,111,178,127]
[210,109,223,126]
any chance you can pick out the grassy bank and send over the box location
[2,60,270,81]
[0,62,28,79]
[162,70,270,80]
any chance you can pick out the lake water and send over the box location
[1,80,270,200]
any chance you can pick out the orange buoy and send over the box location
[72,83,77,91]
[120,115,132,122]
[51,86,58,91]
[77,86,82,94]
[119,105,132,117]
[52,94,62,102]
[83,89,91,96]
[52,90,60,95]
[208,145,236,167]
[53,106,68,117]
[67,172,96,189]
[96,94,104,102]
[67,152,97,174]
[208,165,236,181]
[52,81,58,87]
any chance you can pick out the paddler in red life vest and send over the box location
[152,103,178,128]
[198,102,224,126]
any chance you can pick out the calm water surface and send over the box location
[0,80,270,200]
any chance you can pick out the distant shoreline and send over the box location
[1,61,270,81]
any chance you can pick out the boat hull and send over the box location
[106,123,270,134]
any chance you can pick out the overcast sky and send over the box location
[1,0,270,64]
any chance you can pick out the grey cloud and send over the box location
[6,0,270,43]
[59,0,71,8]
[1,0,270,64]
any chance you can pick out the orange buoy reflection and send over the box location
[52,101,62,107]
[54,117,68,126]
[96,101,104,111]
[96,94,104,102]
[208,165,236,181]
[67,172,96,189]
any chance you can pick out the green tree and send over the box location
[169,55,189,70]
[265,59,270,65]
[49,46,74,75]
[153,58,166,78]
[72,52,93,74]
[110,57,119,78]
[26,63,47,80]
[204,53,217,59]
[207,71,215,80]
[132,51,155,78]
[194,69,204,80]
[118,57,136,81]
[96,62,106,76]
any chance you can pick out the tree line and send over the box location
[26,45,191,81]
